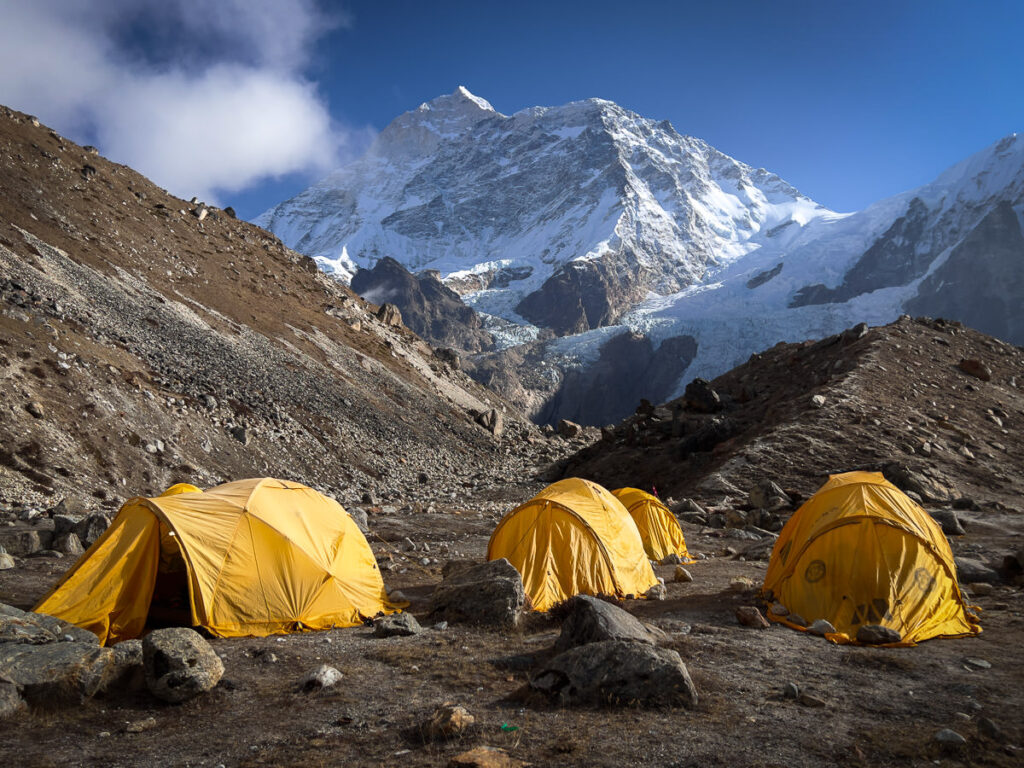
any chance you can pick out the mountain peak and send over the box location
[417,86,496,117]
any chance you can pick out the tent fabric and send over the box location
[612,487,691,562]
[34,478,397,645]
[760,471,981,646]
[487,478,658,612]
[160,483,202,497]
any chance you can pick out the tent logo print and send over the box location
[804,559,826,583]
[914,567,936,594]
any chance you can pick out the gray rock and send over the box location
[143,627,224,703]
[557,419,582,438]
[0,678,23,719]
[0,615,57,645]
[26,613,100,645]
[0,642,114,704]
[53,532,85,556]
[0,530,40,557]
[808,619,836,636]
[347,507,369,532]
[422,703,475,741]
[799,692,826,708]
[430,558,525,629]
[530,640,698,708]
[644,583,667,601]
[955,557,999,584]
[782,682,800,699]
[376,302,403,327]
[373,613,422,638]
[553,595,657,653]
[52,513,85,537]
[660,553,684,565]
[856,625,902,645]
[810,394,826,408]
[475,408,504,437]
[301,664,343,691]
[748,481,791,510]
[928,509,965,536]
[957,359,992,382]
[934,728,967,745]
[882,463,956,503]
[683,378,721,413]
[674,566,693,583]
[74,514,110,547]
[0,553,14,570]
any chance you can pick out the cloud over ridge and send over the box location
[0,0,354,203]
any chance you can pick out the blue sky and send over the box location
[2,1,1022,219]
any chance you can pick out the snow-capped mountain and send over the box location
[258,88,1024,424]
[257,86,833,335]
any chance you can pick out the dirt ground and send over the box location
[2,489,1021,768]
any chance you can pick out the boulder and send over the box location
[373,612,422,638]
[0,615,56,645]
[53,532,84,556]
[423,703,475,741]
[74,513,111,546]
[475,408,504,437]
[553,595,657,653]
[430,559,525,629]
[142,627,224,703]
[856,625,902,645]
[556,419,582,439]
[683,378,722,413]
[0,530,40,557]
[748,481,791,510]
[347,507,369,533]
[376,302,403,327]
[928,509,965,536]
[957,359,992,382]
[0,642,114,704]
[881,463,956,503]
[529,640,698,708]
[0,551,13,570]
[955,557,999,584]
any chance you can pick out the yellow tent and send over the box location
[487,478,659,612]
[612,487,691,562]
[761,471,981,646]
[35,478,397,645]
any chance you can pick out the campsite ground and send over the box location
[2,488,1022,768]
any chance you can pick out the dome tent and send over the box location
[761,472,981,646]
[35,478,398,645]
[612,487,691,562]
[487,478,659,611]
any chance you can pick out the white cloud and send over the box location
[0,0,356,203]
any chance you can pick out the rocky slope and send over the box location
[562,316,1024,514]
[0,105,540,517]
[257,88,1024,425]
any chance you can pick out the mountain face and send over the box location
[258,88,1024,425]
[256,86,830,336]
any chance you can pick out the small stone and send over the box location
[735,606,770,629]
[798,692,826,707]
[26,401,44,419]
[782,682,800,699]
[810,394,826,408]
[808,619,836,636]
[957,359,992,382]
[977,717,1004,741]
[787,613,808,627]
[0,553,14,570]
[967,582,993,596]
[934,728,967,745]
[53,532,84,556]
[673,566,693,583]
[373,613,422,638]
[729,577,754,592]
[644,583,667,601]
[660,553,684,565]
[125,716,157,734]
[556,419,582,438]
[855,624,902,645]
[769,603,788,616]
[301,664,343,691]
[963,657,991,670]
[423,703,475,741]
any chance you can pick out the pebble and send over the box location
[787,613,808,627]
[977,717,1003,741]
[673,566,693,583]
[968,582,993,596]
[783,682,800,699]
[963,657,991,670]
[735,606,770,629]
[798,692,826,708]
[301,664,343,691]
[769,603,789,616]
[125,716,157,733]
[808,619,836,636]
[934,728,966,745]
